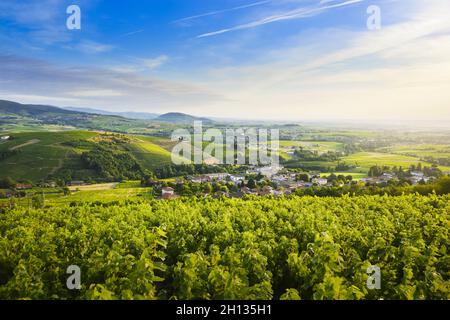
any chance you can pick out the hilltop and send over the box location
[0,100,215,133]
[156,112,214,124]
[63,106,159,120]
[0,100,150,132]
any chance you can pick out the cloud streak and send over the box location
[173,0,272,24]
[0,54,224,112]
[197,0,364,38]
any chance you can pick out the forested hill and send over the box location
[0,131,174,182]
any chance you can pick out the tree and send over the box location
[297,173,310,182]
[203,183,213,194]
[0,177,16,189]
[62,187,71,196]
[32,194,45,209]
[436,176,450,194]
[247,178,257,189]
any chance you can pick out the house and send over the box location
[15,184,33,190]
[161,187,175,199]
[206,173,229,181]
[42,181,56,188]
[214,191,229,198]
[241,186,252,194]
[409,176,430,185]
[381,173,395,181]
[273,189,284,196]
[410,171,424,178]
[312,178,328,186]
[257,166,282,178]
[259,186,274,196]
[190,177,204,184]
[230,175,244,183]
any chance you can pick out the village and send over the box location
[0,162,444,203]
[155,165,441,200]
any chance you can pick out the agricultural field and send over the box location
[0,131,174,182]
[0,194,448,300]
[279,140,343,152]
[125,136,174,169]
[342,152,450,173]
[0,131,96,181]
[0,185,152,207]
[380,144,450,158]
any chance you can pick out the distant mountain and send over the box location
[0,99,214,132]
[0,100,80,117]
[0,99,145,131]
[156,112,213,124]
[64,107,159,120]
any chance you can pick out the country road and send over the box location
[9,139,40,151]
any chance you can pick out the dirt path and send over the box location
[68,183,119,192]
[9,139,40,151]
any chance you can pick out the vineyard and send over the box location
[0,194,449,300]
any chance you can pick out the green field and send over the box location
[279,140,343,152]
[342,152,450,173]
[0,131,96,181]
[126,136,174,169]
[381,144,450,158]
[0,185,152,207]
[0,131,174,182]
[1,194,449,300]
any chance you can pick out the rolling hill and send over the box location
[0,100,150,132]
[0,131,174,182]
[63,106,160,120]
[156,112,213,124]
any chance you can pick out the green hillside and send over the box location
[0,100,150,133]
[0,131,173,182]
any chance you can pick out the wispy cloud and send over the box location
[197,0,364,38]
[138,55,169,70]
[121,29,145,38]
[0,54,223,111]
[76,40,114,54]
[197,0,450,121]
[173,0,272,24]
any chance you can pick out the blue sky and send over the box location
[1,0,450,122]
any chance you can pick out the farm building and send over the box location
[15,184,33,190]
[162,187,175,199]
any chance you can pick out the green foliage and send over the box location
[31,194,45,209]
[81,145,145,181]
[0,194,449,300]
[0,177,16,189]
